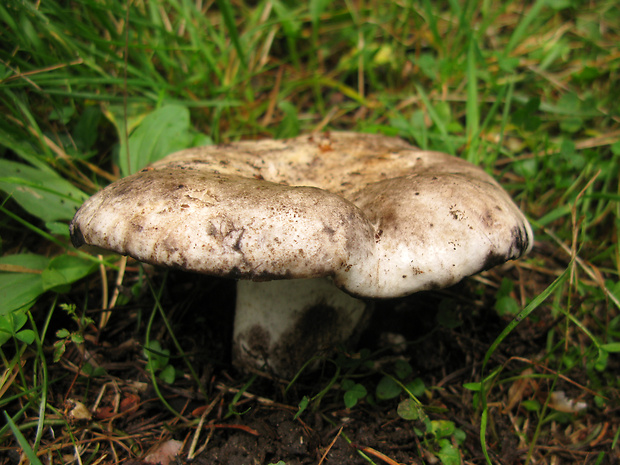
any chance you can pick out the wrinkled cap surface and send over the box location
[70,132,533,298]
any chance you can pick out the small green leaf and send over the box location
[406,378,426,397]
[343,382,367,408]
[341,378,355,390]
[376,376,402,400]
[512,97,541,131]
[497,55,519,72]
[275,101,300,139]
[82,363,107,377]
[294,396,309,420]
[463,382,481,391]
[560,117,583,133]
[453,428,466,444]
[522,400,541,411]
[397,398,422,420]
[415,53,439,80]
[430,420,456,438]
[0,254,49,327]
[71,333,85,344]
[56,328,70,338]
[53,340,67,362]
[394,359,413,379]
[495,296,520,316]
[601,343,620,353]
[436,438,460,465]
[144,340,170,371]
[16,329,35,344]
[594,349,608,372]
[48,106,74,124]
[5,312,27,332]
[159,364,176,384]
[571,65,601,83]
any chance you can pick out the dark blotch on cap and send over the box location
[69,221,86,248]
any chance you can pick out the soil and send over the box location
[2,267,617,465]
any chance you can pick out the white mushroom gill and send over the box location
[70,132,533,377]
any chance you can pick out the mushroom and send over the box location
[70,132,533,377]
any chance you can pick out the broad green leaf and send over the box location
[41,254,97,292]
[0,160,87,223]
[0,253,49,317]
[0,253,95,344]
[45,221,70,237]
[118,104,198,177]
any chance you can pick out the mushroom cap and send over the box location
[70,132,533,298]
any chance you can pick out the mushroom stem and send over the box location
[232,278,371,377]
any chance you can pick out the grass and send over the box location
[1,0,619,463]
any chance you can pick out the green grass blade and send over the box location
[503,0,548,57]
[466,34,480,164]
[478,266,571,464]
[415,84,455,154]
[3,411,44,465]
[215,0,247,69]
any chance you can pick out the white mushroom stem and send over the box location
[232,278,370,377]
